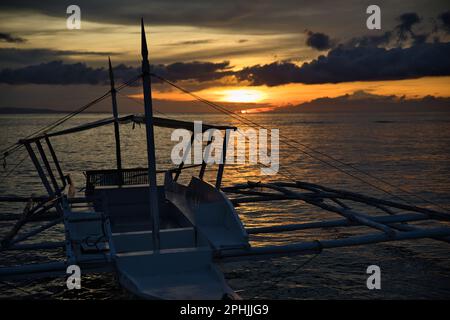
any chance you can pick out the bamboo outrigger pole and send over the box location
[141,18,160,252]
[108,57,123,186]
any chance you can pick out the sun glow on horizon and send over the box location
[127,76,450,113]
[216,89,267,103]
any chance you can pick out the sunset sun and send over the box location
[218,89,267,103]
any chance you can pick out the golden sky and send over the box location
[0,2,449,111]
[128,76,450,110]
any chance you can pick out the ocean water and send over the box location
[0,111,449,299]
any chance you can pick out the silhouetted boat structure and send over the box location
[1,20,449,299]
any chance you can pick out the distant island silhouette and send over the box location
[264,91,450,113]
[1,91,449,114]
[0,107,67,114]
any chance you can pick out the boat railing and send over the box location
[86,168,149,192]
[85,165,203,194]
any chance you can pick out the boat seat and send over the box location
[114,247,230,300]
[111,227,206,253]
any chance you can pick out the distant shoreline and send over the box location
[0,107,68,114]
[0,107,112,115]
[1,107,449,115]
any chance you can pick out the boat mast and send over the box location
[141,18,160,252]
[108,57,123,186]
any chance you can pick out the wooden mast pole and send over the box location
[141,18,160,252]
[108,57,123,186]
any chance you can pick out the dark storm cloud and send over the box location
[154,61,232,82]
[395,12,428,45]
[0,32,26,43]
[0,60,232,85]
[0,61,107,85]
[4,0,438,36]
[345,11,432,48]
[345,31,393,48]
[305,31,332,51]
[3,41,450,86]
[0,1,334,32]
[1,4,450,87]
[235,42,450,85]
[396,12,422,39]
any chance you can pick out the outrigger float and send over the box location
[1,20,449,300]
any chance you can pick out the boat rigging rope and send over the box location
[0,74,142,164]
[0,90,112,161]
[0,151,28,179]
[1,70,446,212]
[122,76,299,183]
[151,73,449,213]
[116,89,170,118]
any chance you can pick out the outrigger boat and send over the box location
[0,20,449,300]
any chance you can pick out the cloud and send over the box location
[236,42,450,85]
[305,31,332,51]
[345,12,430,48]
[344,11,442,49]
[168,39,214,46]
[1,0,447,38]
[0,60,232,85]
[2,8,450,87]
[438,11,450,33]
[0,61,107,85]
[0,1,350,34]
[395,12,428,45]
[0,32,26,43]
[345,31,393,48]
[153,61,232,82]
[3,41,450,86]
[2,40,450,87]
[236,61,302,86]
[396,12,422,39]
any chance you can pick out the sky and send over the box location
[0,0,449,113]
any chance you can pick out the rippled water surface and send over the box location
[0,111,449,299]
